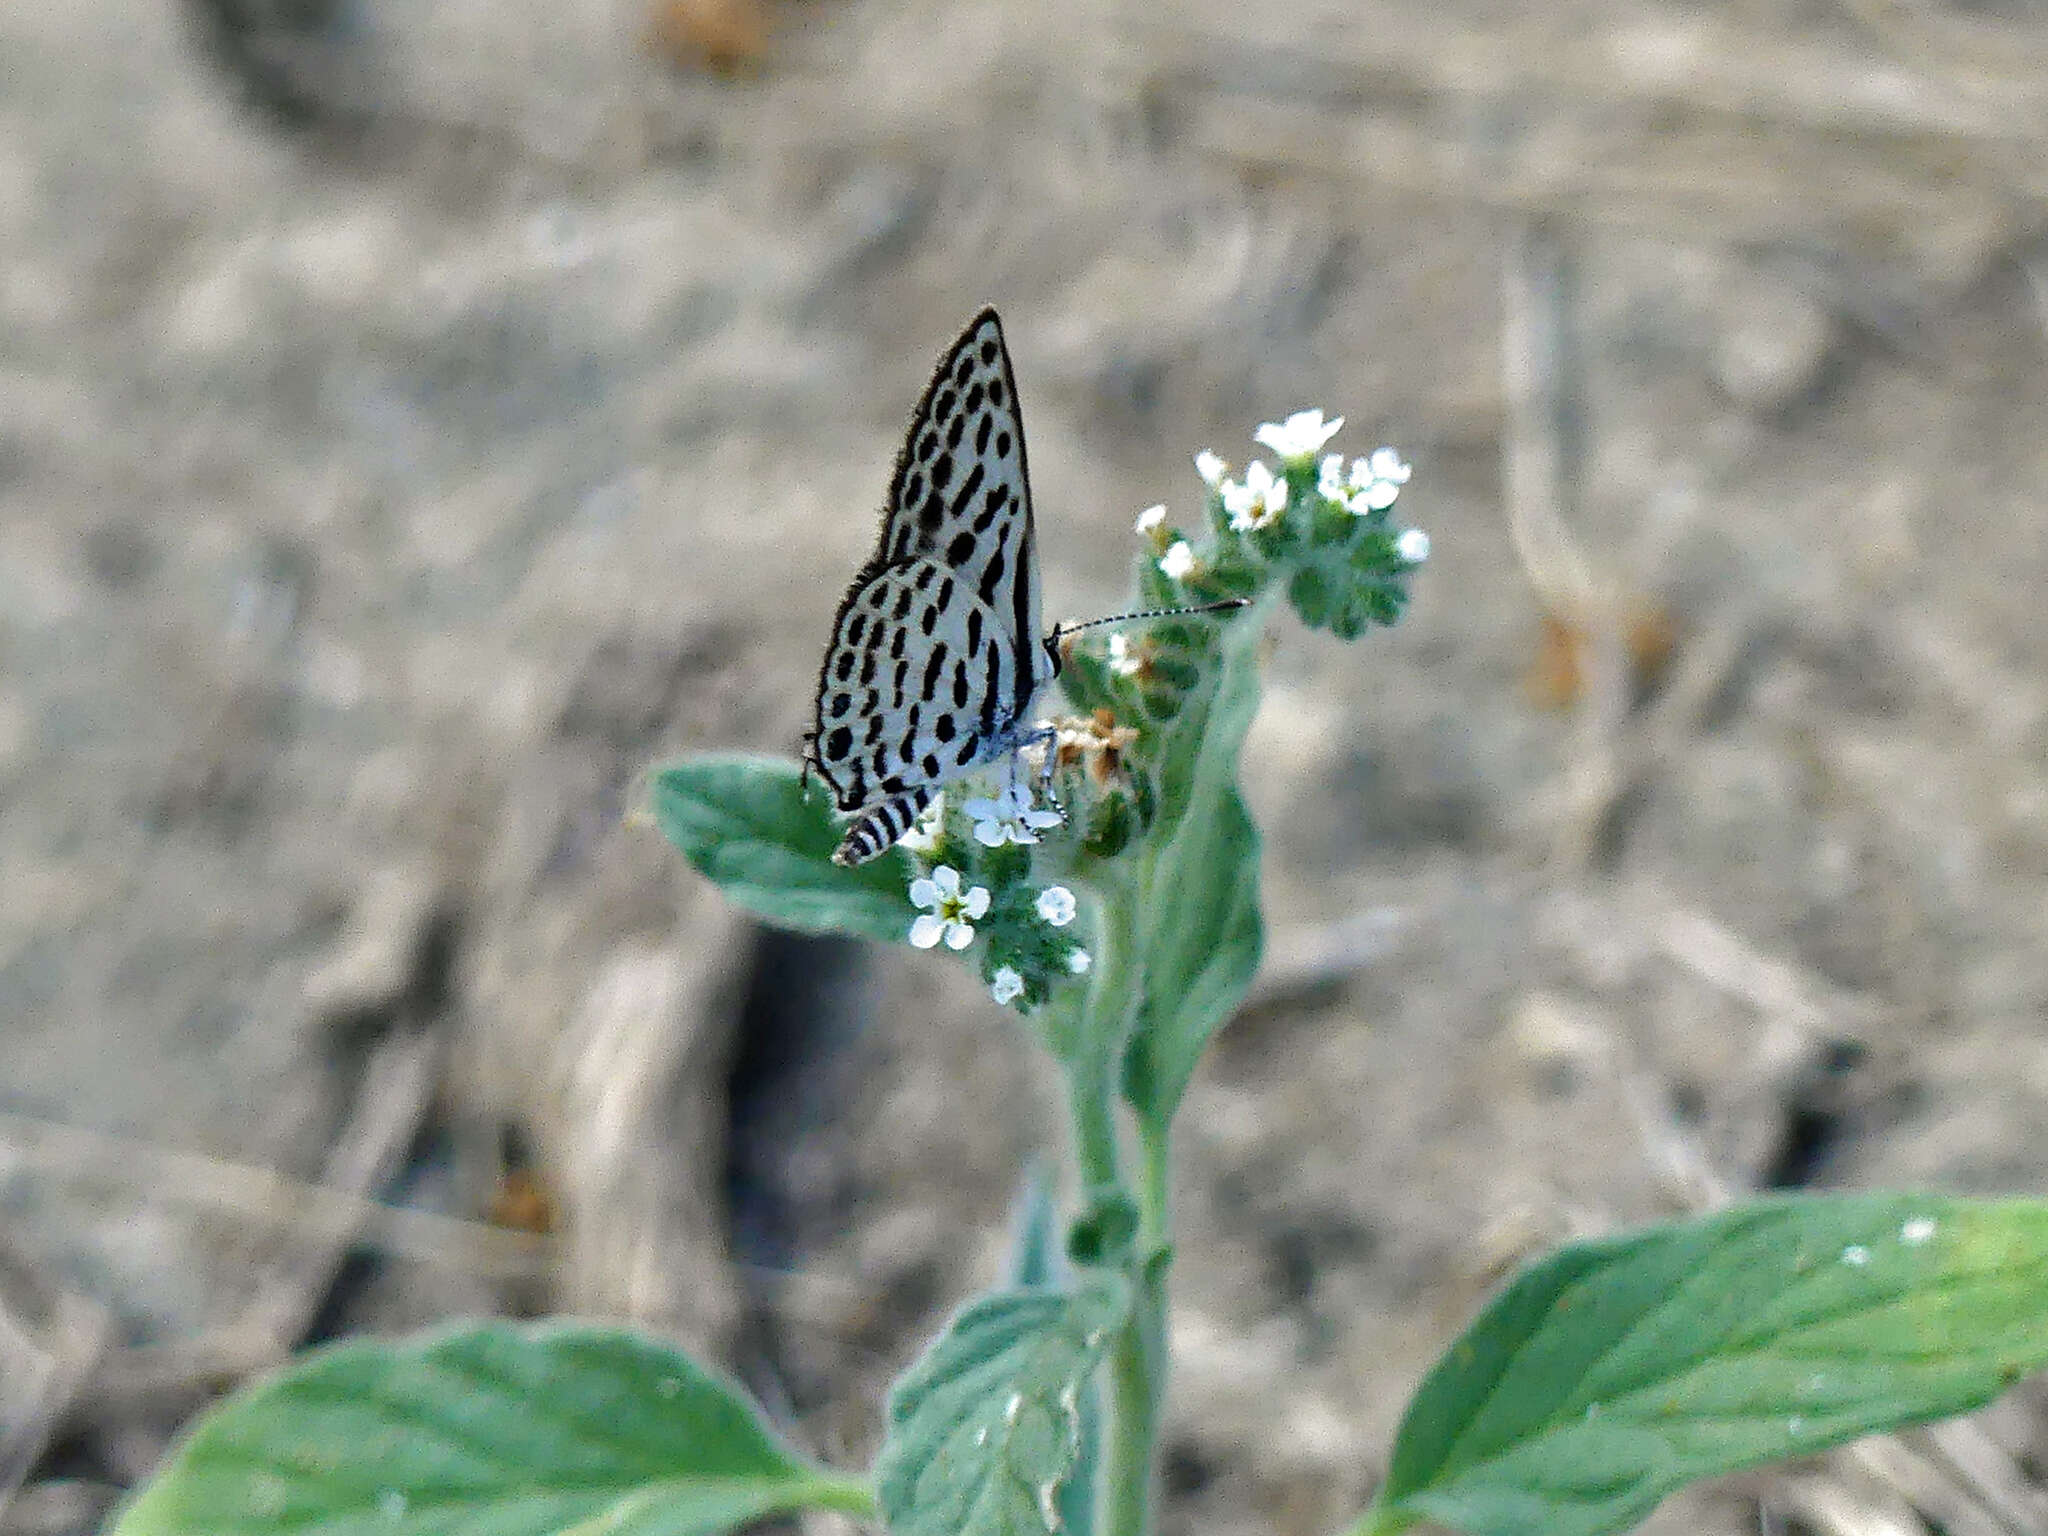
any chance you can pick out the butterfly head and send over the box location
[1042,627,1069,680]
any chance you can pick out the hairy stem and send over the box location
[1066,1058,1123,1195]
[1104,1117,1172,1536]
[1066,892,1171,1536]
[1101,1296,1161,1536]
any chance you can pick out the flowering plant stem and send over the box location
[1056,886,1170,1536]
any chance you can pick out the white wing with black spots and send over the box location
[809,308,1055,866]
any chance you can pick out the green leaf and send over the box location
[1001,1173,1104,1536]
[877,1282,1128,1536]
[650,753,912,942]
[1057,1368,1103,1536]
[1122,605,1266,1127]
[1367,1194,2048,1536]
[110,1319,873,1536]
[1288,564,1333,628]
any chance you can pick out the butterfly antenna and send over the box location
[1051,598,1248,644]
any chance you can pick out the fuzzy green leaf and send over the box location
[110,1320,872,1536]
[1367,1195,2048,1536]
[1122,605,1266,1127]
[1001,1172,1103,1536]
[1288,564,1334,628]
[877,1283,1128,1536]
[651,753,912,942]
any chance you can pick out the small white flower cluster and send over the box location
[1133,504,1196,581]
[1255,408,1345,461]
[904,863,1089,1004]
[1035,886,1077,926]
[990,882,1087,1005]
[908,866,988,951]
[989,953,1089,1003]
[1222,462,1287,533]
[1156,411,1421,583]
[898,783,1070,857]
[1320,446,1412,515]
[963,784,1063,848]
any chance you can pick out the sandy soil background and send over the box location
[5,2,2048,1533]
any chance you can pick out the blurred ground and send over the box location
[4,2,2048,1533]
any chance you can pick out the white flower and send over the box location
[1066,949,1092,975]
[1134,504,1167,536]
[1035,885,1077,927]
[908,865,990,950]
[897,793,946,854]
[1108,633,1145,677]
[1318,453,1346,502]
[1255,409,1344,461]
[1194,450,1228,488]
[1159,540,1197,581]
[1395,527,1430,564]
[1348,447,1411,512]
[1222,461,1289,532]
[964,783,1063,848]
[990,966,1025,1005]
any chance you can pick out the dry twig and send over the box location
[236,1029,444,1349]
[0,1269,111,1525]
[0,1110,548,1283]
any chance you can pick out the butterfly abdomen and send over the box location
[832,785,938,867]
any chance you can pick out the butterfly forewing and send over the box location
[879,309,1044,696]
[811,308,1053,865]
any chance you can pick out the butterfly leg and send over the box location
[833,784,939,867]
[1015,724,1064,819]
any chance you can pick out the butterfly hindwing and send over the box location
[811,308,1055,865]
[812,558,1029,814]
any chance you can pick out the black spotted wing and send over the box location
[810,308,1051,865]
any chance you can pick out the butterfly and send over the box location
[805,308,1057,866]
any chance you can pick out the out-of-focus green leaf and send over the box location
[1001,1169,1102,1536]
[111,1320,872,1536]
[651,753,911,942]
[1364,1195,2048,1536]
[1122,605,1266,1127]
[877,1282,1127,1536]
